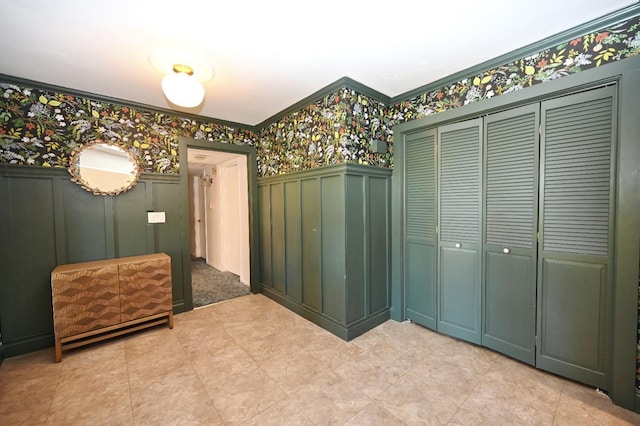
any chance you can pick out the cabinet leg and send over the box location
[168,311,174,329]
[55,339,62,363]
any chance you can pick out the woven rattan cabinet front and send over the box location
[51,253,173,361]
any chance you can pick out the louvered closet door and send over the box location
[483,104,538,365]
[438,118,482,344]
[404,129,437,329]
[537,86,616,389]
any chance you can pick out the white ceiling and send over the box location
[0,0,635,126]
[187,148,243,176]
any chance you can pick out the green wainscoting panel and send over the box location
[152,180,186,311]
[0,166,186,357]
[62,178,109,263]
[344,174,365,324]
[270,183,286,294]
[258,185,272,288]
[258,164,391,340]
[301,178,322,312]
[322,174,347,324]
[0,173,58,355]
[284,181,302,303]
[368,176,391,315]
[113,182,149,258]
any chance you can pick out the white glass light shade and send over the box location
[161,72,205,108]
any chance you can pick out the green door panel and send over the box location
[537,259,608,388]
[482,104,538,365]
[405,242,436,328]
[484,252,535,364]
[438,246,481,343]
[404,128,437,329]
[537,85,615,389]
[438,119,482,344]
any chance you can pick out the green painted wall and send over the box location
[258,164,391,340]
[0,166,183,356]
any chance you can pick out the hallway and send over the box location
[191,257,250,308]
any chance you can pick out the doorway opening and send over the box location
[187,147,251,308]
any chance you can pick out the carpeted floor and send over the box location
[191,257,250,308]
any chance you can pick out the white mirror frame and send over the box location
[68,140,141,196]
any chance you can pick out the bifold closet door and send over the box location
[404,129,437,329]
[438,119,482,344]
[482,104,538,365]
[537,85,616,389]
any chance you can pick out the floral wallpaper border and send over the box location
[0,87,257,174]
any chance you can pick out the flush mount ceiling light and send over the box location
[149,49,215,108]
[162,64,204,108]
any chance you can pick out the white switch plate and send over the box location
[147,211,166,224]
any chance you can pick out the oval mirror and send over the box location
[68,140,140,196]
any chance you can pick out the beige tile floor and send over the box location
[1,293,639,425]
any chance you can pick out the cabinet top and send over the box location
[51,253,170,274]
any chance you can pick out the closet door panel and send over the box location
[405,242,436,327]
[537,86,616,389]
[539,258,608,376]
[483,104,538,365]
[438,119,482,344]
[439,246,479,341]
[484,252,534,361]
[404,129,437,328]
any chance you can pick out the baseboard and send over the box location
[0,343,4,365]
[344,309,390,340]
[261,286,390,341]
[3,333,54,358]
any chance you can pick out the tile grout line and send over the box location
[175,313,234,425]
[444,356,497,425]
[123,340,136,426]
[45,354,65,425]
[550,382,565,425]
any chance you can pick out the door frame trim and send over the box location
[178,137,261,312]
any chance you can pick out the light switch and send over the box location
[147,211,166,224]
